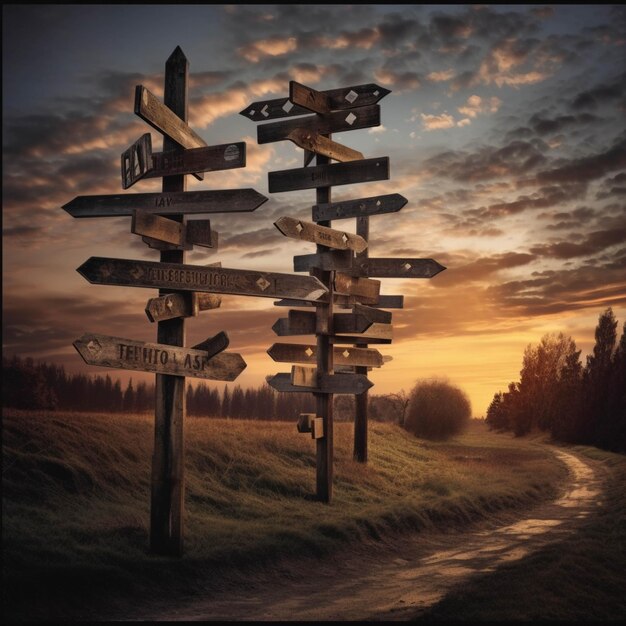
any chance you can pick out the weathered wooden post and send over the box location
[242,80,446,500]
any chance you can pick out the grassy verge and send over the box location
[417,444,626,622]
[2,410,566,621]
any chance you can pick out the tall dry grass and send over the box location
[2,410,565,620]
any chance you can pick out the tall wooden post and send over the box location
[150,46,188,557]
[353,215,369,463]
[314,140,334,502]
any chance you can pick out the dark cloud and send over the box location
[529,112,601,136]
[424,140,548,183]
[431,252,537,288]
[486,262,626,317]
[571,73,626,111]
[536,136,626,184]
[530,227,626,259]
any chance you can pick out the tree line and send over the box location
[1,355,406,422]
[485,307,626,453]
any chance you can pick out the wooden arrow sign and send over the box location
[135,85,207,151]
[132,211,216,249]
[274,216,367,253]
[121,133,152,189]
[334,272,381,301]
[257,105,380,144]
[293,250,353,272]
[354,258,447,278]
[267,372,373,395]
[274,294,404,309]
[145,292,221,322]
[272,310,316,336]
[267,343,387,368]
[191,331,229,360]
[73,332,246,381]
[268,157,389,193]
[272,310,374,336]
[124,143,246,189]
[286,129,364,162]
[335,322,392,341]
[312,193,408,222]
[241,83,391,121]
[63,189,268,218]
[289,81,331,114]
[77,257,328,301]
[353,303,392,324]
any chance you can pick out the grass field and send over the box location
[0,408,607,621]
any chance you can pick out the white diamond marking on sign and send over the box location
[296,222,304,233]
[341,233,349,244]
[403,263,412,271]
[261,105,269,118]
[248,109,255,117]
[342,350,350,358]
[373,90,380,97]
[345,112,357,125]
[305,347,314,357]
[283,100,294,113]
[165,297,174,310]
[345,90,358,103]
[376,199,381,206]
[87,339,102,355]
[256,276,271,291]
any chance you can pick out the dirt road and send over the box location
[137,447,605,622]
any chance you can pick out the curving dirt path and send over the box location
[137,447,605,622]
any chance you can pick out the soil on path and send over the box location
[134,446,606,622]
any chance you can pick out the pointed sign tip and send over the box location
[167,46,188,64]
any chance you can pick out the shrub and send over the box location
[404,378,471,440]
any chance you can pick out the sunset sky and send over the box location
[2,4,625,416]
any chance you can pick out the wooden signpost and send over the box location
[74,332,245,380]
[64,48,326,557]
[62,188,267,218]
[243,78,445,501]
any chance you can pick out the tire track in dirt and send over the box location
[139,447,605,622]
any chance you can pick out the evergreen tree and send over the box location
[584,308,618,447]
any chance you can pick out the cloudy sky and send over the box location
[2,4,625,416]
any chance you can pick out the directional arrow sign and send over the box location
[353,303,392,325]
[145,292,222,322]
[334,272,381,301]
[274,216,367,253]
[335,322,392,341]
[77,257,328,301]
[274,294,404,309]
[191,331,229,360]
[267,372,373,394]
[286,129,364,163]
[354,258,446,278]
[272,310,316,336]
[331,322,393,345]
[132,211,216,248]
[63,189,268,218]
[312,193,408,222]
[257,105,380,144]
[267,343,387,368]
[240,83,391,121]
[269,157,389,193]
[121,133,152,189]
[272,311,373,336]
[135,85,207,151]
[289,81,331,114]
[293,250,353,272]
[73,332,246,381]
[131,143,245,187]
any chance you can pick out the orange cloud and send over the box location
[238,36,298,63]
